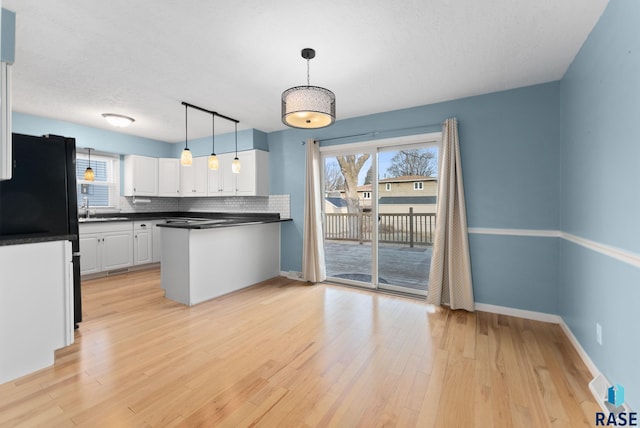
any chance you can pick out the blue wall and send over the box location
[559,0,640,410]
[269,82,561,314]
[13,112,172,157]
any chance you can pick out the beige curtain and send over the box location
[302,139,326,283]
[427,118,474,311]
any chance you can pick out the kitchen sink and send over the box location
[164,217,209,224]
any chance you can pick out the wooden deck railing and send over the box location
[325,209,436,247]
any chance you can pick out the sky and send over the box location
[324,147,438,187]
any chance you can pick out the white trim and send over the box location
[474,302,561,324]
[468,227,561,238]
[319,132,441,154]
[562,232,640,269]
[558,319,601,379]
[468,227,640,269]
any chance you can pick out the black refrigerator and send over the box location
[0,133,82,327]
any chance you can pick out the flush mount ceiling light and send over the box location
[282,48,335,129]
[84,148,95,181]
[102,113,135,128]
[181,104,193,166]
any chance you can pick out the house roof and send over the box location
[379,175,437,183]
[379,196,437,205]
[325,197,349,208]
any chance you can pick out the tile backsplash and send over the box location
[120,194,290,219]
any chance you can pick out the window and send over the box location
[76,151,120,208]
[385,183,391,191]
[362,191,371,199]
[413,182,423,190]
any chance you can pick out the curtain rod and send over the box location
[181,101,239,124]
[316,123,443,144]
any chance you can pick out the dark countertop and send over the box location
[79,211,292,229]
[156,216,291,229]
[0,233,77,247]
[0,213,291,245]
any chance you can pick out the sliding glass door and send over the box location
[376,146,438,296]
[323,152,374,288]
[322,134,439,296]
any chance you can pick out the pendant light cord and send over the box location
[307,58,310,86]
[184,104,189,149]
[235,122,238,156]
[211,115,215,153]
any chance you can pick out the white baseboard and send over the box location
[474,302,562,324]
[558,319,601,380]
[280,270,303,280]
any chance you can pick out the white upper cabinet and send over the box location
[158,158,181,197]
[236,150,269,196]
[123,155,158,196]
[207,150,268,197]
[181,156,208,197]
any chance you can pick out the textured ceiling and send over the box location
[3,0,608,143]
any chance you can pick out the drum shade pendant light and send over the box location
[102,113,135,128]
[208,115,219,170]
[84,148,95,181]
[282,48,335,129]
[231,122,240,174]
[181,104,193,166]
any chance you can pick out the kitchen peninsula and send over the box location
[157,213,288,306]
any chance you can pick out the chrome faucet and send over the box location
[80,197,90,218]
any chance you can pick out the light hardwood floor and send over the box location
[0,268,600,427]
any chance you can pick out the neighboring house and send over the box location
[356,175,438,214]
[324,197,348,214]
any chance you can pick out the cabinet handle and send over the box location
[140,224,146,228]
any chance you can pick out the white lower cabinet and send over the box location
[79,222,134,275]
[133,221,153,265]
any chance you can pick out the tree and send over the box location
[363,166,373,185]
[324,161,344,193]
[335,154,370,214]
[386,149,436,177]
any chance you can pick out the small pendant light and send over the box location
[208,114,219,170]
[84,148,95,181]
[181,104,193,166]
[231,122,240,174]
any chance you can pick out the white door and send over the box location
[102,231,133,270]
[133,156,158,196]
[158,158,181,196]
[220,153,236,195]
[235,151,256,195]
[193,157,208,196]
[79,234,101,275]
[134,228,152,265]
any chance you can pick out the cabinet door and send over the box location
[79,234,101,275]
[207,167,222,196]
[124,155,159,196]
[102,230,133,270]
[220,153,236,195]
[235,150,256,195]
[180,161,196,197]
[158,158,181,197]
[133,156,159,196]
[134,228,153,265]
[193,157,208,196]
